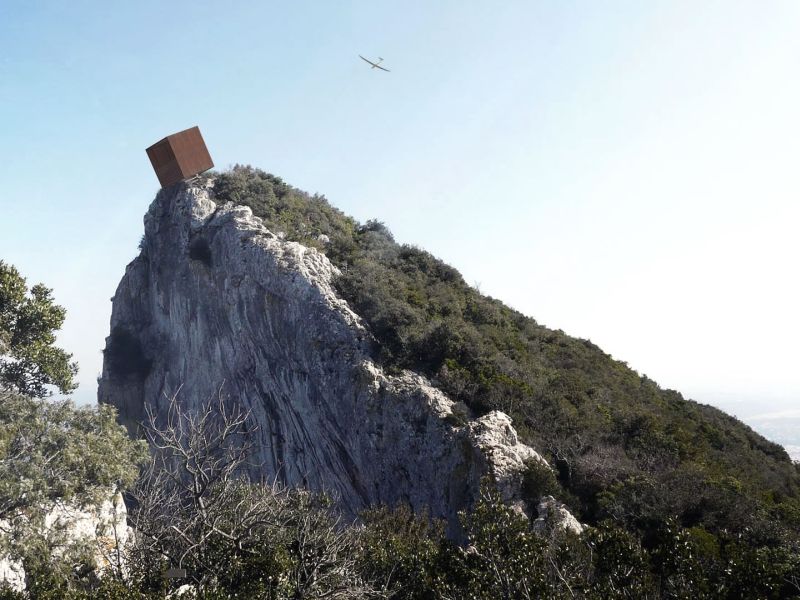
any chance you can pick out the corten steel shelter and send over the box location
[146,126,214,187]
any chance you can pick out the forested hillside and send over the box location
[213,166,800,550]
[3,179,800,597]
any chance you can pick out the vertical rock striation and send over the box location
[98,181,568,533]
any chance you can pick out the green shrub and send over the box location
[522,458,563,507]
[0,391,148,593]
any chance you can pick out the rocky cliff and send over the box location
[98,181,576,533]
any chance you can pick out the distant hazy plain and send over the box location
[700,395,800,462]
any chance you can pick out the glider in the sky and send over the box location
[359,55,390,72]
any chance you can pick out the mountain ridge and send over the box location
[203,166,799,544]
[98,177,581,536]
[101,165,798,557]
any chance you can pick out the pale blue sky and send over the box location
[1,1,798,445]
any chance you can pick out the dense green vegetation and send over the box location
[5,481,798,599]
[211,166,800,587]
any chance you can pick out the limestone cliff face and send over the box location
[98,181,562,532]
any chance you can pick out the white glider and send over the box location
[359,55,390,72]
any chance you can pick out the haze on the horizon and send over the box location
[1,2,798,451]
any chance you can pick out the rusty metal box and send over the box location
[146,126,214,187]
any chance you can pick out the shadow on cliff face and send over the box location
[189,235,213,267]
[103,327,152,381]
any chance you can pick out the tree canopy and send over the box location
[0,261,77,398]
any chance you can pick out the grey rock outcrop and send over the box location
[0,555,24,591]
[532,495,584,537]
[98,181,561,532]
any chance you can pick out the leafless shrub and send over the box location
[125,388,382,598]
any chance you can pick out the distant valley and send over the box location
[698,395,800,462]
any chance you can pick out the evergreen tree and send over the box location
[0,261,77,398]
